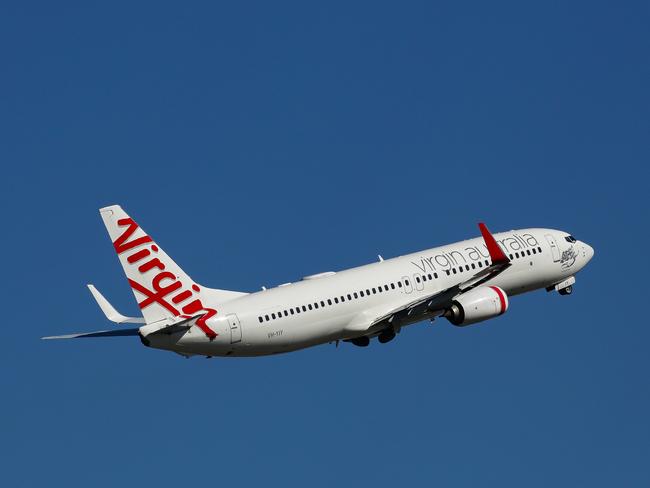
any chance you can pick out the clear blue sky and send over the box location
[1,1,648,486]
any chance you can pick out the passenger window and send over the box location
[314,303,319,309]
[372,288,377,294]
[308,304,313,310]
[391,283,395,289]
[320,300,325,307]
[258,316,263,323]
[284,310,288,317]
[509,254,513,259]
[485,260,489,266]
[416,276,421,283]
[384,285,389,291]
[515,253,519,258]
[348,294,352,300]
[366,289,370,295]
[272,313,276,319]
[328,299,332,305]
[445,269,450,275]
[405,279,410,286]
[397,282,402,288]
[538,247,542,253]
[354,292,358,299]
[360,291,365,297]
[532,248,536,254]
[527,250,531,256]
[302,306,307,312]
[434,272,438,278]
[265,315,269,321]
[290,309,295,315]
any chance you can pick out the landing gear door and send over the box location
[545,234,560,262]
[227,314,242,344]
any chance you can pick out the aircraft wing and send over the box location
[367,223,511,332]
[42,328,140,340]
[41,285,147,340]
[40,316,203,341]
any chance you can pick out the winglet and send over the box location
[87,284,145,324]
[478,223,510,265]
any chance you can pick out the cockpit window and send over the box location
[565,235,577,243]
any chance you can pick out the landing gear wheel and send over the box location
[378,331,396,344]
[351,336,370,347]
[559,285,573,296]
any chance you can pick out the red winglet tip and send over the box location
[478,222,509,264]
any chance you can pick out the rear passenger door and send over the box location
[226,314,242,344]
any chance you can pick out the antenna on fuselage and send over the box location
[378,255,384,262]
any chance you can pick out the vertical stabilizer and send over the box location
[99,205,219,338]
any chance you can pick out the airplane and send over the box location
[43,205,594,357]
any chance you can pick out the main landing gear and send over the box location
[350,336,370,347]
[378,330,396,344]
[347,329,397,347]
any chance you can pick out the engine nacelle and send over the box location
[445,286,509,326]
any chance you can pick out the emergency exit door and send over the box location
[227,314,242,344]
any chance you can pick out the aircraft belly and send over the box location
[208,313,346,356]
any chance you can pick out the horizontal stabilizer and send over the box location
[139,313,203,337]
[87,284,145,324]
[42,328,140,340]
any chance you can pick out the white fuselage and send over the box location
[145,228,593,357]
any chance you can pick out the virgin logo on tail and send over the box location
[113,218,218,340]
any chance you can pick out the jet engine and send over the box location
[445,286,509,326]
